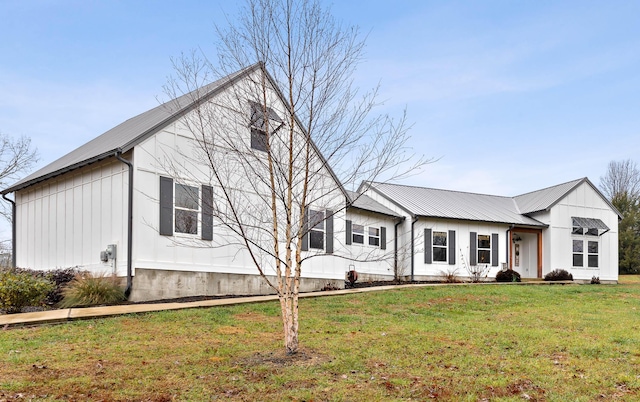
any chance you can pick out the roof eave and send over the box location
[1,149,121,195]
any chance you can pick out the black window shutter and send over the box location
[301,208,309,251]
[470,232,477,265]
[201,185,213,241]
[424,228,432,264]
[380,226,387,250]
[448,230,456,265]
[491,233,499,266]
[159,176,173,236]
[345,220,352,245]
[326,210,334,254]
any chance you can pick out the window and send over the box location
[572,216,601,268]
[588,241,598,267]
[368,227,380,246]
[309,209,325,250]
[249,101,283,151]
[250,129,267,152]
[433,231,447,262]
[352,224,364,244]
[159,177,213,240]
[573,240,584,267]
[477,234,491,264]
[175,184,199,235]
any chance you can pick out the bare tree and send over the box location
[599,159,640,201]
[0,133,39,222]
[162,0,426,354]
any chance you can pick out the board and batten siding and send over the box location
[132,105,350,281]
[344,209,396,279]
[543,181,618,280]
[413,219,507,279]
[15,157,129,274]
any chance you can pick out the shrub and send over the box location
[439,267,462,283]
[59,272,125,308]
[8,267,86,305]
[591,276,601,284]
[544,269,573,281]
[495,269,521,282]
[0,269,55,314]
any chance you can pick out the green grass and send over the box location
[1,279,640,400]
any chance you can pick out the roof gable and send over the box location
[514,177,622,219]
[346,190,402,218]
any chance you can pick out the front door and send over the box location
[512,232,538,279]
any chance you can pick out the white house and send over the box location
[1,63,398,301]
[359,178,621,283]
[1,64,621,302]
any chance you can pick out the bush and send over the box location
[0,269,55,314]
[591,276,601,284]
[59,272,126,308]
[9,267,86,305]
[439,267,462,283]
[544,269,573,281]
[495,269,521,282]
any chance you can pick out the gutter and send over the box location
[393,216,406,280]
[410,215,418,282]
[1,194,16,268]
[115,150,134,298]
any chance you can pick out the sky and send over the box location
[1,0,639,200]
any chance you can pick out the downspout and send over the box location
[393,216,405,281]
[410,215,418,282]
[2,194,16,268]
[115,150,133,298]
[506,224,514,270]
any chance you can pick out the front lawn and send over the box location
[1,280,639,400]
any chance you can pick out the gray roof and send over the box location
[346,190,402,218]
[513,178,584,214]
[2,64,260,195]
[368,177,622,226]
[369,182,546,226]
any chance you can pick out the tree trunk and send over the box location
[280,294,299,354]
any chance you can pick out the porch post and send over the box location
[537,232,543,278]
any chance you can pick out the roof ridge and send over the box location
[373,181,514,199]
[514,177,585,198]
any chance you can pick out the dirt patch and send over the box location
[237,346,330,368]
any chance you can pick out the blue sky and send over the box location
[1,0,639,200]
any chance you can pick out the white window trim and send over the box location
[368,227,380,247]
[309,209,325,250]
[174,182,200,237]
[352,223,365,244]
[572,230,599,269]
[477,234,491,265]
[433,231,448,263]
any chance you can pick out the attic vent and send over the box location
[571,216,609,236]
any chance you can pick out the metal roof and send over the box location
[2,64,260,195]
[513,178,584,214]
[369,182,546,226]
[346,190,403,218]
[513,177,622,219]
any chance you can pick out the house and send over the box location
[358,178,621,282]
[1,64,620,302]
[1,63,398,301]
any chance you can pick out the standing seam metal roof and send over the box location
[369,182,548,226]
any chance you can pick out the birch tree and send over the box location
[163,0,424,355]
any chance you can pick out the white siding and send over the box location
[344,209,397,279]
[15,158,129,275]
[545,182,618,281]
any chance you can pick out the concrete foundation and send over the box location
[129,268,345,302]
